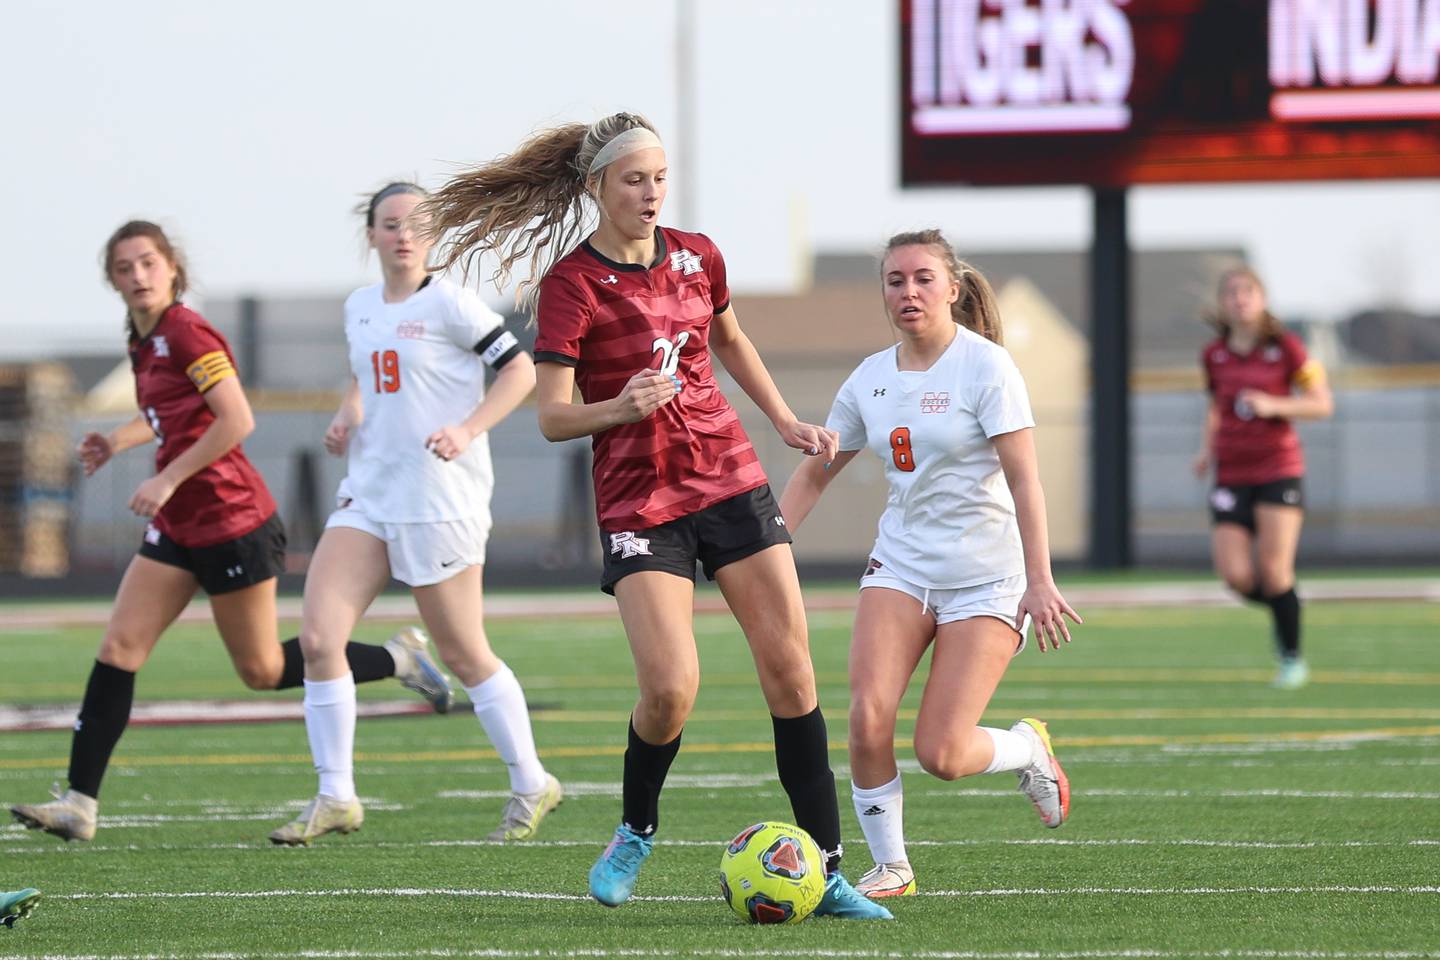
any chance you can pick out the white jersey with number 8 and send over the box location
[341,277,520,524]
[825,326,1034,589]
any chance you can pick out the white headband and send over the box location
[587,127,663,179]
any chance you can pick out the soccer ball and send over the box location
[718,821,826,924]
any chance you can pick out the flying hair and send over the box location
[422,112,659,316]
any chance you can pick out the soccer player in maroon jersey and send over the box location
[425,113,890,919]
[1193,266,1333,689]
[10,221,448,843]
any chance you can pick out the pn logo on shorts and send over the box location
[610,532,652,558]
[1211,487,1237,512]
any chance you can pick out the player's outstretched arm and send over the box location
[78,413,155,476]
[778,449,858,534]
[426,353,537,461]
[994,426,1082,652]
[709,305,837,460]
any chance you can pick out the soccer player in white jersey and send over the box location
[779,230,1082,899]
[270,182,561,845]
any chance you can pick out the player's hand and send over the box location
[128,474,178,518]
[1191,449,1211,478]
[613,368,678,424]
[425,424,473,462]
[1017,580,1082,653]
[778,419,838,462]
[323,418,352,457]
[77,432,114,477]
[1236,388,1277,418]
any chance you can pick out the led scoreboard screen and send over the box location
[901,0,1440,186]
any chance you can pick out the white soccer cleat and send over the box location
[487,773,563,841]
[385,626,454,713]
[268,794,364,846]
[855,860,917,898]
[1011,718,1070,829]
[10,785,98,842]
[1272,657,1310,690]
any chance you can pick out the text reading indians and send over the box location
[910,0,1135,134]
[1270,0,1440,120]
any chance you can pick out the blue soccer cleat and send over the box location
[0,888,40,928]
[814,871,894,920]
[588,823,654,907]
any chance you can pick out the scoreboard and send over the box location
[901,0,1440,185]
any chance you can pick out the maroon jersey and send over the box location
[534,227,767,531]
[1201,331,1320,487]
[129,304,276,547]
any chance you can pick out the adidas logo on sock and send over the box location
[861,804,886,816]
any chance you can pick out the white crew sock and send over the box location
[851,774,907,865]
[465,663,546,795]
[981,725,1036,774]
[303,674,357,802]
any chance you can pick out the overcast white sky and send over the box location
[3,0,1438,359]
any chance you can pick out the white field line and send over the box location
[51,885,1440,904]
[12,952,1440,960]
[440,784,1440,801]
[4,575,1437,629]
[7,836,1439,856]
[15,951,1440,960]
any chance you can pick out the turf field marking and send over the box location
[16,955,1440,960]
[52,884,1440,904]
[5,724,1439,771]
[8,836,1438,856]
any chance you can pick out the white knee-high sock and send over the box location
[465,663,546,795]
[851,774,907,865]
[981,726,1035,774]
[303,674,357,802]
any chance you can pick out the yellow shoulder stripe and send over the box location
[186,350,237,393]
[1292,358,1325,389]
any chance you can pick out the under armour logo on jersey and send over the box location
[920,391,951,414]
[609,532,653,558]
[598,274,619,285]
[873,388,886,397]
[358,317,371,325]
[669,249,704,275]
[861,805,885,816]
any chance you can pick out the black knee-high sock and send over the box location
[1266,588,1301,659]
[67,661,136,800]
[621,719,681,837]
[275,638,396,690]
[773,706,843,876]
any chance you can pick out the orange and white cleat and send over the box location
[854,860,917,898]
[1011,718,1070,828]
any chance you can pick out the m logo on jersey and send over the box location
[397,319,426,339]
[610,532,653,558]
[670,249,704,276]
[152,336,169,358]
[920,391,951,414]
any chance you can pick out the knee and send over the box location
[1221,572,1254,596]
[235,661,279,691]
[1256,570,1293,597]
[914,732,980,782]
[637,681,697,735]
[97,629,151,673]
[848,695,896,750]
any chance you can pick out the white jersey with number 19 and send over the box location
[341,277,521,524]
[825,326,1034,589]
